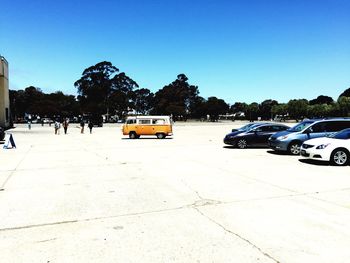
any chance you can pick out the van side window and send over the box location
[328,121,350,132]
[139,119,151,124]
[127,119,136,124]
[153,119,165,124]
[310,122,327,133]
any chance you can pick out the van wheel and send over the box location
[330,148,349,166]
[129,132,137,139]
[288,141,301,155]
[156,133,165,139]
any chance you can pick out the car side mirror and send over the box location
[232,128,238,132]
[304,128,311,134]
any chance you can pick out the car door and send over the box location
[303,121,330,140]
[253,125,275,146]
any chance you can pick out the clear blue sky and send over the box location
[1,0,349,104]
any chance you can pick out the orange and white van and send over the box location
[122,116,173,139]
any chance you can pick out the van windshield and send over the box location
[287,121,313,132]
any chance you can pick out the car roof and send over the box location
[251,123,288,127]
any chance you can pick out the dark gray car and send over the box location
[224,123,289,148]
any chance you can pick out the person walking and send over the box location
[80,119,85,134]
[63,118,69,134]
[88,120,93,134]
[54,120,61,135]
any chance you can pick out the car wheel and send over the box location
[156,133,165,139]
[288,142,301,155]
[330,148,349,166]
[237,139,247,149]
[129,132,137,139]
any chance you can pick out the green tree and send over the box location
[109,72,139,118]
[131,88,154,114]
[307,104,331,118]
[152,74,200,120]
[309,95,333,105]
[338,96,350,117]
[247,102,259,121]
[339,87,350,98]
[74,61,119,117]
[287,99,308,121]
[271,103,288,120]
[204,97,229,121]
[259,99,278,120]
[230,102,248,114]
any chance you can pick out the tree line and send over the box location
[9,61,350,122]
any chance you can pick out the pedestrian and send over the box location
[63,118,69,134]
[88,120,93,134]
[80,119,85,134]
[28,115,32,130]
[54,120,61,135]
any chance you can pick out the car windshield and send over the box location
[328,129,350,139]
[287,121,313,132]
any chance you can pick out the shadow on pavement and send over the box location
[266,150,291,156]
[223,146,271,150]
[121,138,173,140]
[298,159,330,166]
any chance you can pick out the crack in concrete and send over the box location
[189,158,350,211]
[0,205,188,232]
[181,179,204,200]
[194,207,280,263]
[0,145,33,190]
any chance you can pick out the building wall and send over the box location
[0,56,10,128]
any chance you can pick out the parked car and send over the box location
[268,118,350,155]
[0,127,4,141]
[224,123,289,148]
[300,128,350,166]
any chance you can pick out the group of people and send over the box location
[54,118,94,135]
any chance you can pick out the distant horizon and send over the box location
[2,0,349,104]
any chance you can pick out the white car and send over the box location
[300,128,350,166]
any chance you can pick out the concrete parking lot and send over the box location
[1,122,350,263]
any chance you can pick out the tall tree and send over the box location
[230,102,248,114]
[74,61,119,117]
[338,96,350,116]
[339,87,350,98]
[309,95,334,105]
[152,74,200,119]
[247,102,259,121]
[287,99,308,121]
[109,72,139,118]
[259,99,278,120]
[271,103,288,120]
[204,97,229,121]
[130,88,154,115]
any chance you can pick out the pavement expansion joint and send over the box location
[190,199,221,208]
[194,207,281,263]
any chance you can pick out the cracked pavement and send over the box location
[1,122,350,262]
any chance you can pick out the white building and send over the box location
[0,56,10,128]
